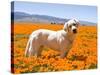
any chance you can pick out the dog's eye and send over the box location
[73,24,76,26]
[69,25,72,28]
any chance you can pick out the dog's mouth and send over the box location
[73,29,77,34]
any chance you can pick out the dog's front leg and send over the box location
[60,50,68,58]
[60,44,72,58]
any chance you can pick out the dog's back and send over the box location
[30,29,55,40]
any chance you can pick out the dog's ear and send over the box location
[63,22,69,32]
[77,22,80,27]
[73,19,80,27]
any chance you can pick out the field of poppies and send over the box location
[11,22,97,74]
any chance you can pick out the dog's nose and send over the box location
[73,29,77,33]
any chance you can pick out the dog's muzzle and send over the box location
[73,29,77,33]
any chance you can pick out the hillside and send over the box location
[11,12,96,25]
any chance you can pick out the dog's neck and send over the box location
[68,33,76,42]
[63,30,76,43]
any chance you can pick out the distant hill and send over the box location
[11,12,68,24]
[11,12,97,25]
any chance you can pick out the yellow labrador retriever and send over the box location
[25,19,80,58]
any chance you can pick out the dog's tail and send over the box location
[25,39,30,57]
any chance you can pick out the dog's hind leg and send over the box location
[28,46,35,57]
[28,39,36,57]
[35,45,44,57]
[25,39,30,57]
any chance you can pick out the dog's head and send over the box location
[63,19,80,34]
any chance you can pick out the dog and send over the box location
[25,19,80,58]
